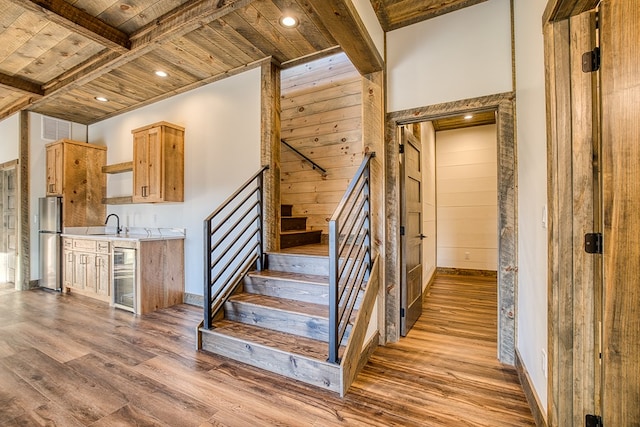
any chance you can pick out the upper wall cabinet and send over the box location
[45,139,106,227]
[132,122,184,203]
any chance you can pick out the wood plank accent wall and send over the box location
[280,53,363,236]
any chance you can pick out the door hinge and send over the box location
[399,144,405,154]
[586,414,603,427]
[400,226,405,236]
[401,308,405,318]
[584,233,603,254]
[582,47,600,73]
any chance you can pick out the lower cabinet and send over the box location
[95,253,110,296]
[62,237,111,303]
[62,236,184,314]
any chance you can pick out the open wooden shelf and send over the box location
[102,196,133,205]
[102,161,133,174]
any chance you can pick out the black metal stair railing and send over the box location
[328,152,375,364]
[203,166,269,330]
[281,139,327,176]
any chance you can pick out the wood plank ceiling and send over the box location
[0,0,483,125]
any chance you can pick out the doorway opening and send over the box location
[386,92,516,363]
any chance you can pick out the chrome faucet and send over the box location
[105,213,122,235]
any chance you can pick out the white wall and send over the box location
[386,0,512,112]
[0,113,19,162]
[29,113,87,278]
[514,0,549,414]
[436,125,497,270]
[351,0,385,59]
[421,121,436,286]
[88,68,261,296]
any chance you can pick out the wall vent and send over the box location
[42,116,71,141]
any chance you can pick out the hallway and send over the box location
[0,274,533,426]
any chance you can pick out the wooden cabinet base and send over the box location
[63,286,111,303]
[136,239,185,315]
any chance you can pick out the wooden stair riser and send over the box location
[265,253,363,282]
[224,298,353,344]
[244,274,329,305]
[280,230,322,249]
[224,299,332,341]
[266,253,329,276]
[281,216,308,231]
[200,328,341,393]
[281,204,293,217]
[243,273,364,310]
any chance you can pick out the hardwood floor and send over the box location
[0,275,534,426]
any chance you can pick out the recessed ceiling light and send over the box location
[279,15,298,28]
[95,96,109,102]
[155,70,168,77]
[464,114,473,120]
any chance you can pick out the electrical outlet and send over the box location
[541,349,547,378]
[464,251,470,260]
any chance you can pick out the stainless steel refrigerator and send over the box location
[39,196,62,290]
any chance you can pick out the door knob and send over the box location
[419,234,427,239]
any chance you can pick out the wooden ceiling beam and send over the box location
[306,0,384,75]
[369,0,391,32]
[9,0,130,52]
[0,96,40,122]
[129,0,257,47]
[385,0,489,31]
[543,0,600,23]
[0,72,44,97]
[36,0,257,101]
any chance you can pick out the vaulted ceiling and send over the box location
[0,0,485,125]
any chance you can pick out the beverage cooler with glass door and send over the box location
[112,246,136,312]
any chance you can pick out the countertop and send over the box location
[62,226,186,242]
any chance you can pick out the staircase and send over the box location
[280,204,322,249]
[199,250,348,393]
[199,157,377,396]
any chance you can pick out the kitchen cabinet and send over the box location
[45,139,107,226]
[61,233,185,314]
[45,143,63,195]
[62,237,111,303]
[113,238,184,314]
[132,122,184,203]
[62,242,74,289]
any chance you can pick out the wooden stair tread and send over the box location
[280,230,321,235]
[247,269,329,285]
[210,319,333,360]
[228,293,328,318]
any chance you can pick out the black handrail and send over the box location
[281,139,327,175]
[328,152,375,363]
[203,166,268,330]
